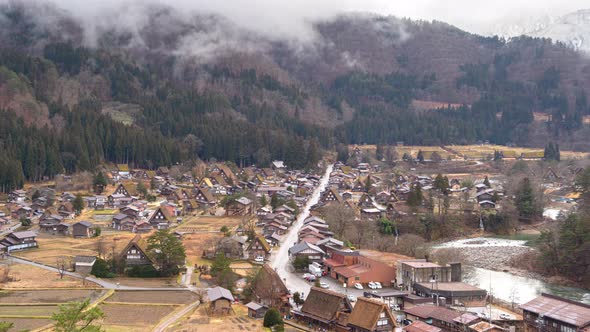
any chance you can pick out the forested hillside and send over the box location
[1,1,590,189]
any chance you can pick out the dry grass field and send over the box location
[351,144,589,161]
[13,232,137,267]
[107,277,180,288]
[182,233,223,266]
[168,304,264,332]
[0,305,59,316]
[1,263,94,288]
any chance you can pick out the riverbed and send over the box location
[436,237,590,304]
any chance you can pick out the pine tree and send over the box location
[73,194,84,216]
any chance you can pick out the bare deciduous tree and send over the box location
[322,203,355,239]
[56,256,71,280]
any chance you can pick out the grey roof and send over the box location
[236,197,252,205]
[289,241,325,255]
[10,231,37,239]
[207,286,234,302]
[74,256,97,264]
[75,220,93,227]
[316,237,344,247]
[246,302,265,311]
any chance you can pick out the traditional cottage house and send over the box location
[246,235,271,260]
[194,187,216,206]
[207,287,234,315]
[112,182,138,197]
[57,202,76,219]
[251,264,291,316]
[322,187,343,204]
[293,287,352,331]
[345,297,397,332]
[147,207,173,230]
[111,213,137,231]
[119,235,156,269]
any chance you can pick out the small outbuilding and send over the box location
[246,302,268,319]
[207,286,234,315]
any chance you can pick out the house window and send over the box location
[127,254,141,259]
[561,325,575,332]
[377,319,388,326]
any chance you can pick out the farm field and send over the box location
[107,290,198,304]
[175,215,244,233]
[168,304,264,332]
[0,289,103,303]
[0,263,94,288]
[0,318,52,331]
[107,277,181,288]
[100,303,176,329]
[350,144,589,161]
[0,305,59,316]
[12,233,137,267]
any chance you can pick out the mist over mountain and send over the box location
[1,0,590,182]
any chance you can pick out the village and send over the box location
[0,144,589,332]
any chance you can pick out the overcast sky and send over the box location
[39,0,590,40]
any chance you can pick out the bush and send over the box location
[292,256,310,271]
[90,258,115,278]
[263,308,283,328]
[126,265,160,278]
[93,227,101,237]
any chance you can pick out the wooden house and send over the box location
[72,221,95,238]
[207,287,234,315]
[246,302,268,319]
[0,231,38,252]
[226,197,253,216]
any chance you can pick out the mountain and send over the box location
[1,1,590,189]
[492,9,590,54]
[529,9,590,54]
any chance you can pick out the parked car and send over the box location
[499,313,512,320]
[347,294,357,302]
[368,282,378,289]
[303,273,316,281]
[374,282,383,289]
[254,256,264,263]
[354,283,363,290]
[319,281,329,289]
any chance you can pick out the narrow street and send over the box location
[270,164,333,297]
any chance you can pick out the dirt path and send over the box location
[152,301,200,332]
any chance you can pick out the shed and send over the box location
[246,302,268,319]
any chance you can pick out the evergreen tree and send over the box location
[417,150,425,163]
[146,230,186,277]
[515,177,538,219]
[407,183,423,207]
[93,172,107,194]
[72,194,84,216]
[375,144,384,161]
[483,176,491,187]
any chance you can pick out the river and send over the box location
[438,237,590,305]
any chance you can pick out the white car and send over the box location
[354,283,363,290]
[368,282,378,289]
[347,294,357,302]
[499,313,512,320]
[374,282,383,289]
[319,281,329,289]
[254,256,264,263]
